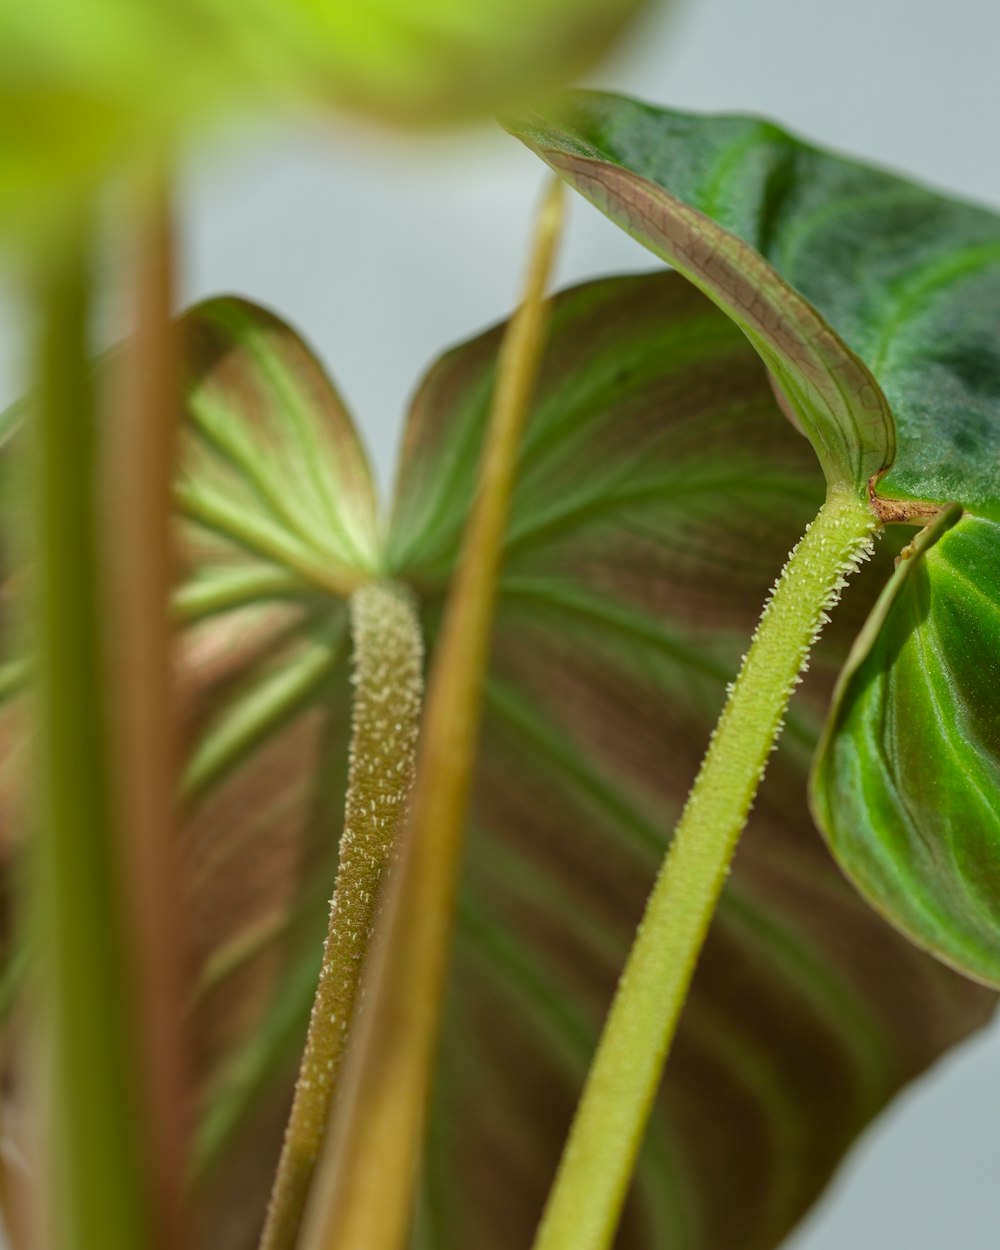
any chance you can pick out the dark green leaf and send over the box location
[507,95,897,494]
[813,510,1000,986]
[509,90,1000,990]
[508,91,1000,519]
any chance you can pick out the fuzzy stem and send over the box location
[531,483,876,1250]
[259,582,424,1250]
[296,179,565,1250]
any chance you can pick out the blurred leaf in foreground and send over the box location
[0,0,658,241]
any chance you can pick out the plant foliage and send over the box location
[144,274,993,1247]
[3,88,1000,1250]
[510,91,1000,988]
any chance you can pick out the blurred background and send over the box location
[2,0,999,1244]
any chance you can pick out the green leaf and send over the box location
[0,2,245,243]
[0,0,656,242]
[173,299,373,1207]
[509,92,1000,516]
[509,90,1000,989]
[506,94,897,494]
[0,296,369,1247]
[244,0,656,126]
[150,274,993,1249]
[165,298,374,1134]
[177,296,381,600]
[812,509,1000,986]
[389,272,994,1250]
[5,271,993,1250]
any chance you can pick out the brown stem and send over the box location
[103,168,189,1249]
[867,472,951,525]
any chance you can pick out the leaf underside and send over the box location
[389,273,994,1250]
[2,276,995,1250]
[508,90,1000,515]
[170,278,994,1249]
[507,99,896,495]
[174,299,375,1246]
[0,298,368,1249]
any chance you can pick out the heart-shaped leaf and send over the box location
[2,296,376,1239]
[172,296,374,1127]
[3,274,994,1250]
[387,272,993,1250]
[174,300,372,1128]
[181,275,994,1250]
[509,91,1000,989]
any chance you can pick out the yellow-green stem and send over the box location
[259,583,423,1250]
[297,179,565,1250]
[532,483,876,1250]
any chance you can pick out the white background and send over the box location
[4,0,1000,1244]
